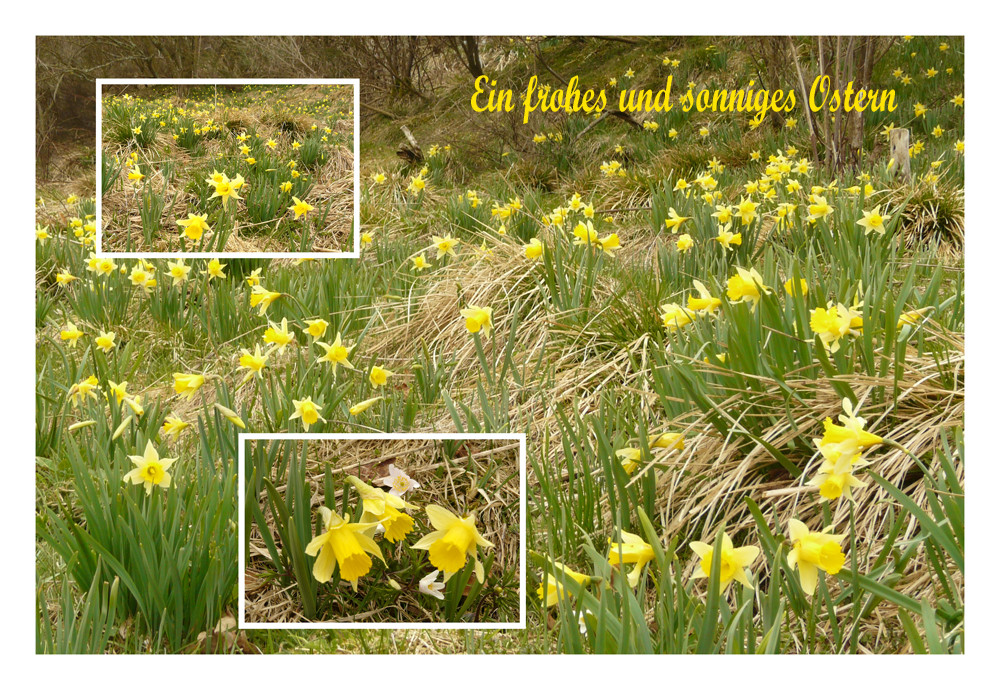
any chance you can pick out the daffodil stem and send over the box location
[473,332,494,388]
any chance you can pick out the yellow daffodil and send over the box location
[123,440,176,496]
[412,505,494,582]
[687,280,722,313]
[68,375,99,406]
[316,332,354,374]
[784,278,808,297]
[214,403,246,429]
[369,365,393,387]
[431,234,459,259]
[248,285,282,316]
[167,259,191,285]
[608,530,655,588]
[809,444,868,501]
[726,267,771,310]
[289,196,314,219]
[616,447,643,475]
[60,322,84,347]
[95,330,116,353]
[651,432,684,450]
[161,415,190,442]
[172,372,205,399]
[537,562,592,607]
[660,302,695,330]
[857,206,891,236]
[176,213,210,241]
[524,237,544,260]
[689,531,759,593]
[572,221,599,247]
[807,195,833,222]
[818,398,884,450]
[290,396,325,431]
[349,396,383,416]
[810,302,863,353]
[346,475,417,543]
[735,196,758,225]
[263,318,295,352]
[304,318,329,340]
[598,233,620,256]
[203,258,227,281]
[305,507,385,590]
[209,174,242,209]
[238,345,268,383]
[460,305,493,337]
[412,253,431,271]
[786,519,847,596]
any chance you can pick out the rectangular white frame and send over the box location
[95,78,361,259]
[237,432,527,630]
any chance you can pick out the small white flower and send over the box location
[375,464,420,497]
[419,569,445,600]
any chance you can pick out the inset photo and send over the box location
[96,79,359,257]
[239,434,525,628]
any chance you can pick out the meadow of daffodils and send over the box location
[35,36,963,653]
[100,84,355,253]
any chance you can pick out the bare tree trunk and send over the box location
[890,128,911,182]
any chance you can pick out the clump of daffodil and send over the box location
[305,507,385,590]
[346,475,417,543]
[689,531,759,593]
[608,530,655,588]
[123,440,177,496]
[412,505,494,582]
[537,561,592,607]
[786,519,847,596]
[460,305,493,337]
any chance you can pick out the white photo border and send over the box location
[237,432,527,630]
